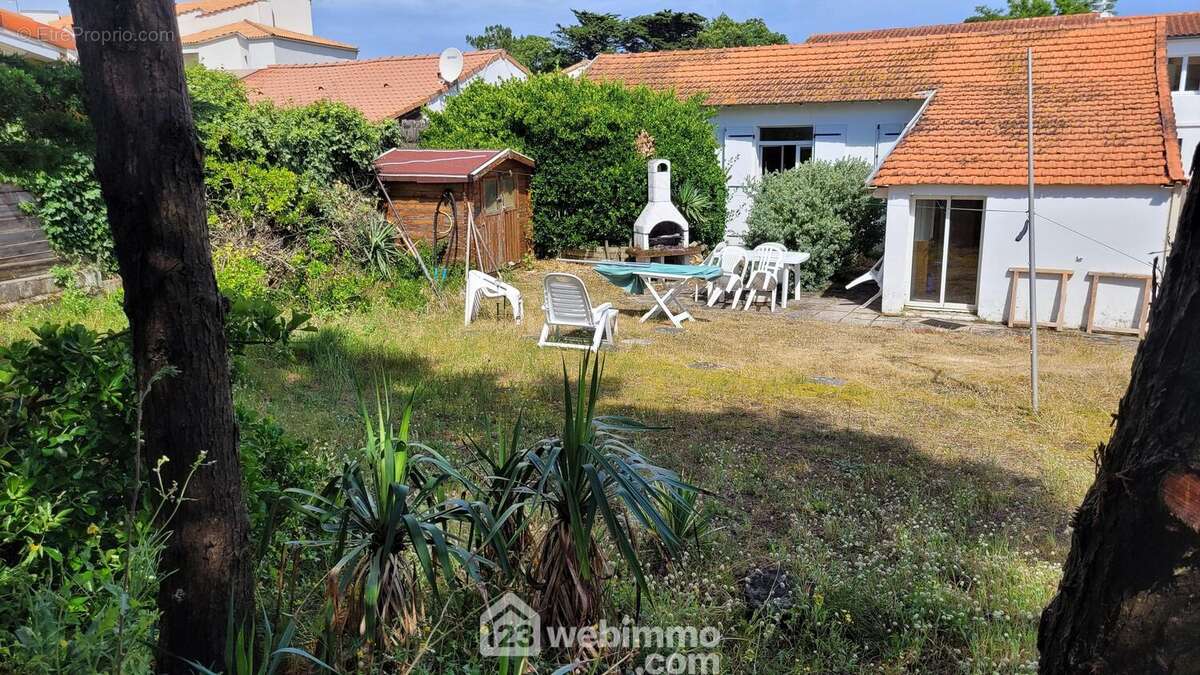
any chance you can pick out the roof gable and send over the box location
[0,8,75,52]
[181,19,356,51]
[241,50,526,121]
[587,17,1185,187]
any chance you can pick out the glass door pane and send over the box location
[944,200,983,304]
[910,200,946,302]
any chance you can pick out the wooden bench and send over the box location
[1084,272,1152,337]
[1006,267,1072,331]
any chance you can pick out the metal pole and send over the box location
[1026,47,1040,412]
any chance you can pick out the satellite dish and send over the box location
[438,47,464,83]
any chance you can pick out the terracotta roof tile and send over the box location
[1165,12,1200,38]
[587,17,1185,187]
[0,7,75,51]
[242,50,525,121]
[807,13,1104,43]
[181,19,356,51]
[176,0,260,17]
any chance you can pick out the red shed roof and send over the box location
[374,149,534,183]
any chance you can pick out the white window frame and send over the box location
[758,126,813,174]
[1170,55,1200,93]
[907,196,986,312]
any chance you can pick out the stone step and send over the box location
[0,272,57,304]
[0,238,52,259]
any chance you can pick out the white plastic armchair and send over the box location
[465,270,524,326]
[706,245,749,307]
[693,242,727,302]
[742,243,785,312]
[841,256,884,318]
[537,273,618,352]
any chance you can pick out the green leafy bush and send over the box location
[744,158,884,290]
[19,156,114,268]
[423,75,727,254]
[206,160,317,235]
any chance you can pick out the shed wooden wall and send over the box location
[381,158,532,272]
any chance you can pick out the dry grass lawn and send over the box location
[1,261,1139,672]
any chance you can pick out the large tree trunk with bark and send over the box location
[66,1,252,671]
[1038,160,1200,671]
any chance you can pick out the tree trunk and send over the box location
[1038,160,1200,671]
[65,2,252,671]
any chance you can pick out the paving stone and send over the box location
[689,361,726,370]
[620,338,654,346]
[808,375,846,387]
[653,326,684,335]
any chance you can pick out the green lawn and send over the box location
[1,262,1135,673]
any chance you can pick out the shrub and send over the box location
[214,243,271,302]
[19,156,114,268]
[423,75,727,255]
[744,158,883,290]
[206,160,318,236]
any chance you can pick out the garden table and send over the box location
[594,263,723,329]
[745,249,811,308]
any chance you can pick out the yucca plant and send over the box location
[528,352,698,629]
[649,481,719,567]
[289,387,510,651]
[184,607,334,675]
[463,417,539,581]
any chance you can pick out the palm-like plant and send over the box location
[289,388,509,650]
[528,353,697,629]
[463,418,538,581]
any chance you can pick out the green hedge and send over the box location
[422,74,727,255]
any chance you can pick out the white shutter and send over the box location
[723,128,758,188]
[813,125,847,162]
[875,123,905,167]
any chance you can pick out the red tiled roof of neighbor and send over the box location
[806,12,1105,43]
[176,0,260,17]
[374,148,534,183]
[0,8,75,51]
[242,50,528,121]
[587,17,1186,187]
[181,20,356,51]
[1165,12,1200,38]
[806,11,1200,42]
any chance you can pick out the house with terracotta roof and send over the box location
[587,16,1187,330]
[241,50,529,122]
[0,8,74,61]
[807,11,1200,175]
[27,0,356,71]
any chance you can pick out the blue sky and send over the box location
[11,0,1198,58]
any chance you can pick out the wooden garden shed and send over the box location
[374,149,534,272]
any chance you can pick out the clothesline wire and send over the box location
[917,204,1156,269]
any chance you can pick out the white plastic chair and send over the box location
[694,242,727,302]
[706,245,749,307]
[537,273,618,352]
[465,270,524,326]
[841,257,883,319]
[742,243,785,312]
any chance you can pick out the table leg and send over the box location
[639,277,693,328]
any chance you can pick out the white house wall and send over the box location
[880,184,1173,330]
[268,0,314,35]
[1168,37,1200,173]
[267,39,353,65]
[425,58,528,112]
[177,2,273,35]
[191,35,251,70]
[714,101,923,241]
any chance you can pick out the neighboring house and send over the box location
[562,59,592,78]
[0,8,75,61]
[587,17,1187,330]
[29,0,355,70]
[808,11,1200,175]
[241,50,529,121]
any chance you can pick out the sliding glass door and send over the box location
[910,198,983,308]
